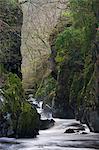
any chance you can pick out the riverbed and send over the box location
[0,119,99,150]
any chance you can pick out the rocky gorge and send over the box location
[0,0,99,147]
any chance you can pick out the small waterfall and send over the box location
[0,89,4,109]
[37,101,43,114]
[28,95,53,120]
[51,98,55,108]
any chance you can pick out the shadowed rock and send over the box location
[40,119,55,130]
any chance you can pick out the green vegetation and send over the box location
[0,72,40,137]
[35,0,98,115]
[49,0,99,118]
[3,73,23,115]
[2,73,24,134]
[0,0,99,136]
[17,102,40,138]
[0,0,40,138]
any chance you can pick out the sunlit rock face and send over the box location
[19,0,68,89]
[0,0,23,79]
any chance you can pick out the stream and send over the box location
[0,118,99,150]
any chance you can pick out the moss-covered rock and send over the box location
[0,73,40,138]
[17,102,40,138]
[2,73,24,135]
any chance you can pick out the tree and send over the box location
[20,0,68,89]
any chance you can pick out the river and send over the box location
[0,119,99,150]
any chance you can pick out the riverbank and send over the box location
[0,119,99,150]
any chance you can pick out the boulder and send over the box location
[64,122,86,134]
[87,111,99,133]
[17,103,40,138]
[66,122,85,131]
[0,74,40,138]
[40,119,55,130]
[80,131,88,134]
[0,113,14,137]
[0,102,40,138]
[65,128,75,133]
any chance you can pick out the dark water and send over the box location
[0,119,99,150]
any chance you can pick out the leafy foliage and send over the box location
[51,0,98,112]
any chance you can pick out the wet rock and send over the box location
[88,111,99,133]
[77,109,99,133]
[64,122,87,134]
[67,123,85,131]
[80,131,88,134]
[65,128,75,133]
[40,119,55,130]
[0,113,14,137]
[67,122,83,127]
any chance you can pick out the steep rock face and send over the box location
[49,0,99,132]
[0,0,40,138]
[81,31,99,133]
[0,0,23,79]
[49,16,74,118]
[53,61,74,118]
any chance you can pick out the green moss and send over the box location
[17,102,40,138]
[3,73,23,113]
[55,28,84,57]
[1,73,40,137]
[49,0,98,114]
[2,73,23,132]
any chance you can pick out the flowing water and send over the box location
[0,119,99,150]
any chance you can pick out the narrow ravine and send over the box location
[0,119,99,150]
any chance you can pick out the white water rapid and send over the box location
[27,97,53,120]
[0,118,99,150]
